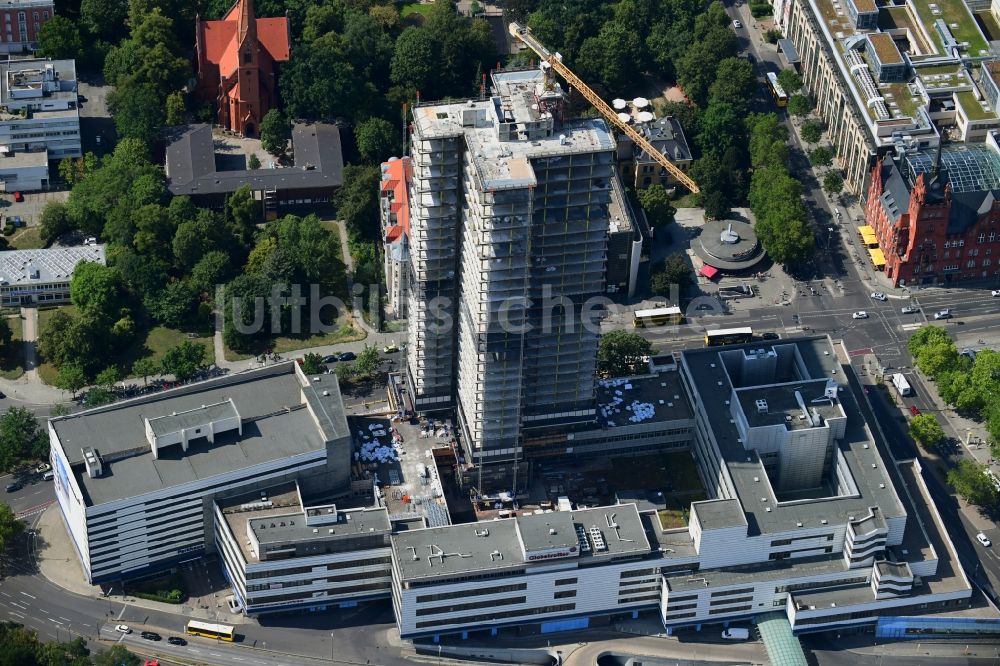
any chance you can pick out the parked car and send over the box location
[909,405,921,416]
[977,532,992,547]
[140,631,161,641]
[383,345,400,353]
[933,309,952,320]
[12,191,22,202]
[83,237,98,246]
[35,463,50,474]
[760,332,780,340]
[167,636,187,646]
[992,290,1000,297]
[115,624,131,634]
[901,305,919,314]
[733,19,742,28]
[41,471,53,481]
[852,311,869,319]
[722,627,750,640]
[338,351,357,361]
[870,292,888,301]
[322,354,338,363]
[5,482,21,493]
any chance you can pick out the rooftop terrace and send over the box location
[596,371,692,428]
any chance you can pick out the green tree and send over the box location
[696,100,745,161]
[247,153,261,170]
[225,185,259,249]
[39,201,74,247]
[190,251,235,296]
[907,325,951,357]
[637,184,676,229]
[777,68,803,94]
[260,109,292,156]
[80,0,129,41]
[708,57,755,116]
[390,27,437,94]
[355,345,381,376]
[0,503,24,557]
[335,361,355,383]
[55,362,87,398]
[301,352,325,374]
[809,146,833,167]
[746,113,788,169]
[94,366,120,390]
[165,90,186,126]
[336,165,381,243]
[131,357,159,386]
[598,330,655,378]
[650,253,691,296]
[92,645,142,666]
[354,118,399,164]
[282,32,375,123]
[788,93,812,117]
[146,280,199,328]
[38,636,90,666]
[947,458,999,510]
[160,341,207,381]
[823,171,844,195]
[70,262,125,323]
[38,15,83,60]
[908,413,945,450]
[0,407,49,468]
[0,319,10,351]
[800,120,824,144]
[916,339,959,377]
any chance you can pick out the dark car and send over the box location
[323,354,338,363]
[140,631,161,641]
[338,351,357,361]
[167,636,186,646]
[760,332,780,340]
[5,482,21,493]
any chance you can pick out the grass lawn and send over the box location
[673,193,700,208]
[912,0,988,55]
[657,508,688,530]
[0,315,23,380]
[400,2,434,17]
[271,317,365,353]
[957,90,995,121]
[8,226,44,250]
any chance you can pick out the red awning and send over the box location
[699,264,719,279]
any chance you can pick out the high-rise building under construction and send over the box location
[404,68,616,489]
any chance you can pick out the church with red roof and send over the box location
[194,0,290,137]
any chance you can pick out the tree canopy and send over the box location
[598,331,654,377]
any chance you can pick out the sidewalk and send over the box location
[35,504,245,624]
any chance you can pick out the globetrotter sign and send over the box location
[526,546,578,561]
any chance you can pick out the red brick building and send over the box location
[0,1,54,54]
[865,146,1000,287]
[195,0,289,137]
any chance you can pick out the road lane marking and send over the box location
[19,592,35,599]
[50,619,62,625]
[0,592,11,598]
[10,602,27,610]
[7,611,24,619]
[37,608,48,614]
[189,648,201,653]
[59,617,72,622]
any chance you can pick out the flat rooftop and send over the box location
[218,484,390,563]
[597,371,692,428]
[0,245,104,286]
[0,58,77,107]
[392,503,650,582]
[737,381,843,431]
[680,336,905,535]
[51,363,348,507]
[666,554,848,594]
[0,150,48,169]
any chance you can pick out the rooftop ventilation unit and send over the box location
[755,399,769,414]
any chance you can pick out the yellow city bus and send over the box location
[185,620,235,641]
[766,72,788,107]
[633,306,684,327]
[704,327,754,346]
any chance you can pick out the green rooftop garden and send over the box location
[911,0,989,56]
[956,89,995,120]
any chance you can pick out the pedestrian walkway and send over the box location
[0,308,68,404]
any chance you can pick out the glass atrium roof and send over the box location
[905,144,1000,193]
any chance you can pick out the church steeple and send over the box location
[237,0,257,46]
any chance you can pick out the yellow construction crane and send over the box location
[509,22,700,193]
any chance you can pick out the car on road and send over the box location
[992,290,1000,297]
[0,391,5,399]
[933,309,952,320]
[5,482,21,493]
[977,532,992,547]
[115,624,131,634]
[322,354,338,363]
[35,463,51,474]
[760,332,780,340]
[733,19,742,28]
[909,405,921,416]
[141,631,161,641]
[12,191,22,202]
[383,345,400,353]
[167,636,187,646]
[852,311,869,319]
[338,351,356,361]
[901,305,919,314]
[870,292,888,301]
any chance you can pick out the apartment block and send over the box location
[405,68,616,483]
[0,0,53,54]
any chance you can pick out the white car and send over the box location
[976,532,991,547]
[115,624,132,634]
[933,309,952,320]
[733,19,742,28]
[992,290,1000,297]
[870,292,888,301]
[852,311,869,319]
[901,305,919,314]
